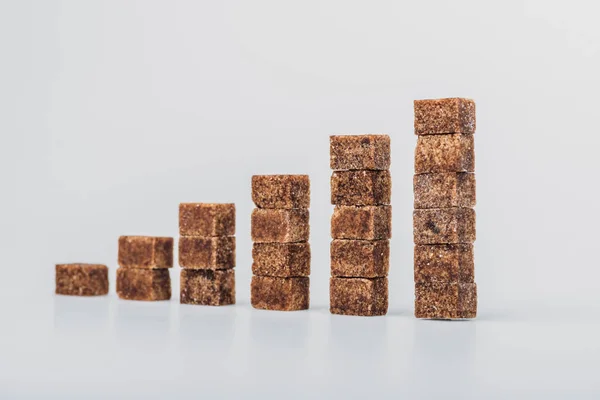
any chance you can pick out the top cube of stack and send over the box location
[414,98,476,135]
[330,135,391,171]
[179,203,236,237]
[252,175,310,209]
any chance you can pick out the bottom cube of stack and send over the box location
[415,282,477,319]
[330,277,388,316]
[116,268,171,301]
[251,276,309,311]
[180,269,235,306]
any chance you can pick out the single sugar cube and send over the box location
[331,205,391,240]
[118,236,173,269]
[252,242,310,277]
[330,135,391,170]
[415,134,474,174]
[251,276,309,311]
[414,244,474,283]
[116,268,171,301]
[180,269,235,306]
[252,175,310,209]
[414,172,475,209]
[179,203,235,237]
[55,264,109,296]
[251,208,309,243]
[413,208,475,244]
[331,170,391,206]
[414,98,476,135]
[330,240,389,278]
[330,277,388,316]
[178,236,235,269]
[415,282,477,319]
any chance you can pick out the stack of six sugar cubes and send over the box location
[413,98,478,319]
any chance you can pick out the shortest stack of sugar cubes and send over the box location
[117,236,173,301]
[250,175,311,311]
[329,135,392,316]
[413,98,477,319]
[178,203,236,306]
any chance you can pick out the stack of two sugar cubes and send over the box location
[178,204,236,306]
[250,175,311,311]
[329,135,392,316]
[413,98,478,319]
[117,236,173,301]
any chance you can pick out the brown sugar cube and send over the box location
[179,203,235,237]
[414,244,474,283]
[178,236,235,269]
[252,175,310,209]
[118,236,173,269]
[330,240,389,278]
[55,264,109,296]
[251,208,309,243]
[252,242,310,277]
[116,268,171,301]
[331,170,391,206]
[251,276,309,311]
[414,173,476,209]
[330,277,388,316]
[180,269,235,306]
[413,208,475,244]
[414,98,476,135]
[331,205,391,240]
[415,134,474,174]
[415,282,477,319]
[330,135,391,170]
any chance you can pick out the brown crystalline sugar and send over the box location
[116,268,171,301]
[180,269,235,306]
[415,134,474,174]
[252,175,310,209]
[331,170,391,206]
[179,203,235,237]
[414,173,476,209]
[178,236,235,270]
[251,276,309,311]
[331,205,391,240]
[118,236,173,269]
[330,134,391,170]
[252,242,310,277]
[414,282,477,319]
[251,208,309,243]
[413,208,475,244]
[55,264,109,296]
[414,98,476,135]
[330,277,388,316]
[330,240,389,278]
[414,244,474,283]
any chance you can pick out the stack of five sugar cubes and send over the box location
[250,175,311,311]
[329,135,392,316]
[178,203,236,306]
[413,98,477,319]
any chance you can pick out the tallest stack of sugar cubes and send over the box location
[329,135,392,316]
[413,98,478,319]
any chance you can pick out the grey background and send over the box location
[1,0,599,398]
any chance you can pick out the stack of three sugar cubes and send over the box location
[413,98,478,319]
[329,135,392,316]
[178,203,236,306]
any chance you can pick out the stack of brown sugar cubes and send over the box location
[413,98,478,319]
[250,175,311,311]
[116,236,173,301]
[329,135,392,316]
[178,203,236,306]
